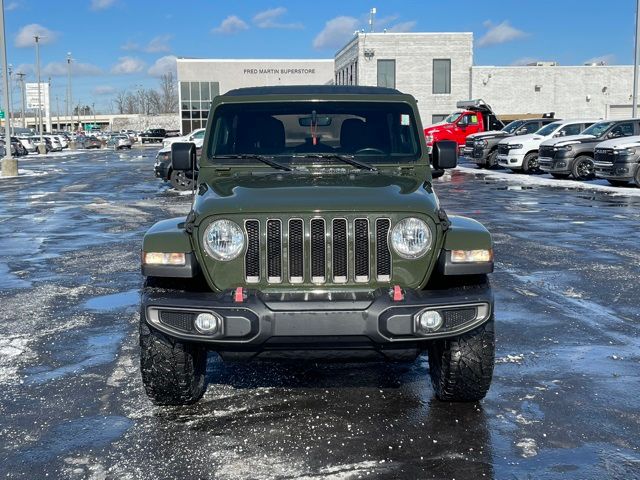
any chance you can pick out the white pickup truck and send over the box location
[497,120,595,173]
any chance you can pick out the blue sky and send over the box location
[3,0,638,112]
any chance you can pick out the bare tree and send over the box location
[159,72,178,113]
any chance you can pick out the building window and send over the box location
[179,81,220,134]
[377,59,396,88]
[432,114,448,123]
[433,59,451,94]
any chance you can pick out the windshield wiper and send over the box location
[292,153,378,171]
[215,154,292,171]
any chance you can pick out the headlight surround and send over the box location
[391,218,432,259]
[475,139,488,147]
[615,148,636,155]
[507,144,523,150]
[555,145,573,151]
[203,219,245,261]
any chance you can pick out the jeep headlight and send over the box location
[391,218,432,259]
[203,219,244,261]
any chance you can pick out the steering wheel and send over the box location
[355,147,385,155]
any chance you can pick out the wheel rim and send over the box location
[174,172,193,189]
[577,159,593,179]
[528,156,539,171]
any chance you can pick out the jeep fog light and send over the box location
[451,249,493,263]
[194,312,221,334]
[416,310,443,333]
[143,252,186,266]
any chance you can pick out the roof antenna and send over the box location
[369,7,376,33]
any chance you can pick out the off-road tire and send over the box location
[522,152,539,174]
[571,155,595,180]
[169,170,195,191]
[550,173,570,179]
[607,179,628,187]
[139,315,207,406]
[427,315,495,402]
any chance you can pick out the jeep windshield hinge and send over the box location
[184,210,197,234]
[437,208,451,231]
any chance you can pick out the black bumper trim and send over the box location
[142,285,494,347]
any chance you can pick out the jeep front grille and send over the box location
[244,216,392,286]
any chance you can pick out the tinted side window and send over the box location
[524,122,540,134]
[559,124,582,136]
[609,123,634,138]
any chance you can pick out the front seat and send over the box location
[340,118,367,153]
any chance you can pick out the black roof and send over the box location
[223,85,402,96]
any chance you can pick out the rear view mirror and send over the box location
[171,142,196,171]
[432,140,458,170]
[299,116,332,127]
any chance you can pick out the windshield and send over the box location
[443,112,463,124]
[581,121,614,137]
[502,120,525,134]
[209,101,421,164]
[535,122,562,136]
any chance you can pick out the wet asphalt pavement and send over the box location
[0,149,639,480]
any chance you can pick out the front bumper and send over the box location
[497,152,524,168]
[594,160,637,181]
[142,285,493,350]
[538,156,571,173]
[154,159,170,180]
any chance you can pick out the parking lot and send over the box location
[0,148,639,479]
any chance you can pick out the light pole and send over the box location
[633,0,640,117]
[34,35,46,153]
[92,102,96,130]
[16,72,25,129]
[0,0,17,176]
[7,63,13,135]
[66,52,72,130]
[56,95,60,131]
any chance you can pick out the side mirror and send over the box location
[432,140,458,170]
[516,128,527,135]
[171,142,196,171]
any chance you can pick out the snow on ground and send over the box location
[456,166,640,197]
[0,169,48,180]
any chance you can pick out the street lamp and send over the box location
[67,52,72,131]
[0,0,17,176]
[34,34,46,154]
[8,63,13,135]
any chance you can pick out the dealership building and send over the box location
[177,32,636,133]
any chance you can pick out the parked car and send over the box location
[79,136,102,149]
[423,99,504,152]
[538,119,640,180]
[496,120,595,173]
[162,128,205,149]
[464,116,558,168]
[53,134,69,149]
[594,135,640,186]
[140,128,167,144]
[154,144,200,191]
[11,137,28,156]
[139,85,495,406]
[44,135,63,152]
[108,134,133,150]
[17,136,37,153]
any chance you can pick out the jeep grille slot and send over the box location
[332,219,348,283]
[376,219,391,281]
[310,218,326,283]
[354,219,369,282]
[245,220,260,283]
[288,219,304,283]
[267,220,282,283]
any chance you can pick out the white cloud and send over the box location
[111,56,146,74]
[148,55,177,77]
[91,0,116,10]
[212,15,249,35]
[253,7,303,29]
[387,20,416,33]
[93,85,116,95]
[43,61,102,76]
[15,24,58,48]
[121,40,139,51]
[478,20,527,48]
[144,35,173,53]
[584,54,616,65]
[6,1,21,11]
[313,16,359,50]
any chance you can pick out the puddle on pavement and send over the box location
[25,328,126,385]
[84,289,139,312]
[0,263,32,289]
[18,415,132,464]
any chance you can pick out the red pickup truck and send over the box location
[424,100,504,151]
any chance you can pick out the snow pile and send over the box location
[0,335,34,384]
[456,166,640,197]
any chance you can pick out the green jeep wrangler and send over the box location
[140,86,495,406]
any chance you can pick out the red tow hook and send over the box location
[392,285,404,302]
[234,287,245,303]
